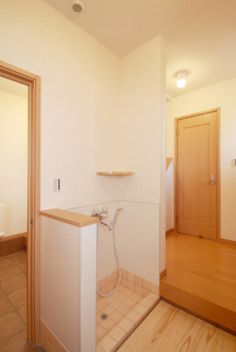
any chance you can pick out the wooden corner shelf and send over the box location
[96,171,135,176]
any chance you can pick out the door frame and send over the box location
[0,60,40,343]
[174,108,221,241]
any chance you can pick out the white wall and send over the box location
[118,37,166,281]
[0,0,166,289]
[76,37,166,283]
[90,37,166,283]
[0,0,121,210]
[167,78,236,241]
[0,89,28,235]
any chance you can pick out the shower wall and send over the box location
[73,200,159,284]
[73,201,123,281]
[75,35,166,288]
[118,201,159,284]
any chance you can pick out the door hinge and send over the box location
[30,219,33,226]
[176,127,179,136]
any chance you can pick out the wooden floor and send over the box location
[118,300,236,352]
[160,232,236,333]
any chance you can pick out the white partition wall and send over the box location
[40,214,97,352]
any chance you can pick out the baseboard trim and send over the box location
[40,320,68,352]
[0,233,27,257]
[166,228,174,236]
[160,269,167,279]
[220,238,236,246]
[0,232,27,242]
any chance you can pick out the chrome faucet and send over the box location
[91,207,112,230]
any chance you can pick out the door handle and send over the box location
[210,174,216,185]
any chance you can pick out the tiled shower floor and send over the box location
[96,285,159,352]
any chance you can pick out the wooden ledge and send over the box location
[40,208,99,228]
[96,171,134,176]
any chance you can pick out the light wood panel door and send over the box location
[177,111,218,240]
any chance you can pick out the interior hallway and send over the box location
[160,232,236,333]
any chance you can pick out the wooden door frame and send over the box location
[0,60,40,343]
[174,108,221,241]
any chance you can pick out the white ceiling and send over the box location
[45,0,236,97]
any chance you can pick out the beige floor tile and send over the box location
[0,295,14,317]
[109,299,120,310]
[7,287,26,309]
[17,262,27,273]
[0,331,34,352]
[140,295,158,309]
[118,287,131,296]
[0,264,22,282]
[100,318,116,331]
[102,305,114,315]
[109,310,123,323]
[109,326,125,342]
[123,298,135,307]
[97,299,106,307]
[0,258,12,268]
[0,273,26,295]
[118,318,133,332]
[117,304,130,315]
[0,312,25,344]
[8,251,27,265]
[103,297,113,305]
[127,291,141,300]
[99,335,117,352]
[116,294,126,303]
[97,304,106,313]
[126,311,141,324]
[117,346,132,352]
[134,303,147,315]
[96,346,105,352]
[146,292,159,303]
[18,305,27,324]
[97,325,107,341]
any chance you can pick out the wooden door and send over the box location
[176,111,218,240]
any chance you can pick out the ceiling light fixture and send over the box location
[175,71,188,89]
[72,0,84,13]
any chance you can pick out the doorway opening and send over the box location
[161,107,236,333]
[0,60,40,346]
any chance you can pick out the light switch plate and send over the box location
[231,159,236,167]
[53,178,61,191]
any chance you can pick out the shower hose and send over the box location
[97,224,121,297]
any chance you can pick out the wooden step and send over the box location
[162,232,236,334]
[160,279,236,334]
